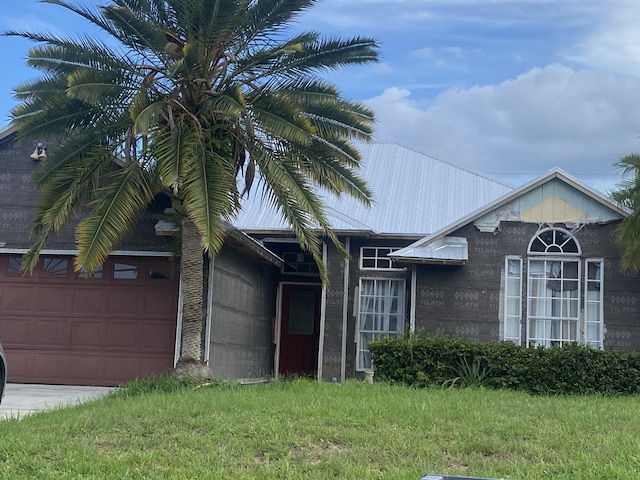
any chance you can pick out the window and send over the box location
[282,252,319,275]
[527,258,580,347]
[503,257,522,343]
[357,278,405,370]
[113,261,138,279]
[506,227,604,349]
[360,247,402,270]
[78,264,103,279]
[42,258,69,278]
[7,257,23,276]
[585,259,604,349]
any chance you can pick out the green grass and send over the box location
[1,379,640,479]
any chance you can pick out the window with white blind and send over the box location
[357,278,405,370]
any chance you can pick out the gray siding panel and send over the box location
[0,135,171,252]
[209,246,276,379]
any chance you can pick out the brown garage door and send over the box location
[0,254,179,386]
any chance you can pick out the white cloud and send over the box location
[566,1,640,77]
[365,64,640,186]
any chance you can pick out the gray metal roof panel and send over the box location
[233,143,513,236]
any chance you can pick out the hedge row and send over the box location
[368,332,640,395]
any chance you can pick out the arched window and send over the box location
[528,227,580,255]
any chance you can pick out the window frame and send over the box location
[526,257,581,347]
[359,247,403,271]
[584,258,604,349]
[356,277,406,371]
[503,256,523,344]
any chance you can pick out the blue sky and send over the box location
[2,0,640,192]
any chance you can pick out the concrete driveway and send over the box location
[0,384,111,420]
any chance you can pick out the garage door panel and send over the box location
[34,318,69,347]
[104,355,141,383]
[72,288,106,315]
[70,321,105,348]
[1,285,34,312]
[141,323,175,351]
[68,354,102,381]
[0,255,178,386]
[107,289,141,315]
[138,356,173,377]
[106,322,139,349]
[36,286,71,313]
[2,350,33,380]
[0,317,32,345]
[143,290,179,316]
[33,352,69,381]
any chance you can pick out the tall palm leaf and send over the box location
[6,0,379,367]
[612,153,640,270]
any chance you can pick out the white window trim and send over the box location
[584,258,604,349]
[526,256,581,348]
[527,227,582,256]
[356,277,406,371]
[503,256,522,344]
[359,246,404,271]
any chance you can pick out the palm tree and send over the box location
[611,153,640,270]
[6,0,379,369]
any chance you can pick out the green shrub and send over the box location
[368,331,640,396]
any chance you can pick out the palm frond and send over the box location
[76,162,159,273]
[181,137,239,253]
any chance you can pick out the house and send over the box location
[389,168,636,352]
[234,143,514,381]
[7,127,627,387]
[0,125,282,386]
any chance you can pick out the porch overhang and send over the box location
[389,236,468,265]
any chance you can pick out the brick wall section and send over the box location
[208,245,277,379]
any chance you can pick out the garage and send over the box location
[0,254,179,386]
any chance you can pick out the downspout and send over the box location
[410,264,417,333]
[317,242,328,382]
[174,276,184,366]
[203,254,215,364]
[274,284,283,380]
[340,236,351,383]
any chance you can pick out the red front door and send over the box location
[278,283,321,377]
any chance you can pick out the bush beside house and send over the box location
[369,332,640,395]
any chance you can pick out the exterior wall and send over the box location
[320,241,345,382]
[208,245,277,380]
[0,133,170,252]
[414,221,640,351]
[322,237,411,381]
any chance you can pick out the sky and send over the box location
[2,0,640,194]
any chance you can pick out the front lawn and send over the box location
[0,379,638,479]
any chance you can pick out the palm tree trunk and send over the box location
[180,215,204,360]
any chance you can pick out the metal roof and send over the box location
[233,143,513,237]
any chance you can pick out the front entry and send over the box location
[278,283,321,377]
